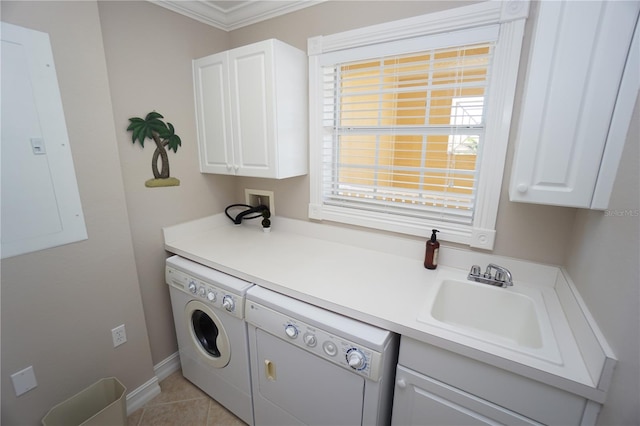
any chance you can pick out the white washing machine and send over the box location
[165,255,254,424]
[245,286,399,426]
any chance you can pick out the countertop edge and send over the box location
[556,268,617,394]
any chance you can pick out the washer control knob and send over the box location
[222,295,235,312]
[188,280,197,294]
[206,290,216,302]
[303,333,317,347]
[198,287,206,297]
[284,324,298,339]
[347,349,366,370]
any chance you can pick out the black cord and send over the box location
[225,204,268,224]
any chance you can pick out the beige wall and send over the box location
[565,98,640,425]
[0,2,155,424]
[230,5,637,423]
[229,0,577,265]
[97,1,236,365]
[2,1,635,424]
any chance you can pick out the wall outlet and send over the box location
[111,324,127,347]
[245,189,275,216]
[11,366,37,396]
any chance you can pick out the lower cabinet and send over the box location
[391,336,594,426]
[392,365,540,426]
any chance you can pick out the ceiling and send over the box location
[150,1,324,31]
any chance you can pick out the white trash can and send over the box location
[42,377,126,426]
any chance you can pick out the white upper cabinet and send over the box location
[193,39,307,178]
[510,1,639,209]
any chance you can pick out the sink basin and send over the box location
[430,279,542,348]
[417,271,563,365]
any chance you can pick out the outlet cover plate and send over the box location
[111,324,127,347]
[11,366,37,396]
[245,189,275,216]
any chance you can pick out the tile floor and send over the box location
[127,371,246,426]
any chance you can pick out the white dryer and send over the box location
[245,286,399,426]
[166,255,253,424]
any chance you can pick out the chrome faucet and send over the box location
[467,263,513,288]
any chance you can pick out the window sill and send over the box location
[309,203,496,250]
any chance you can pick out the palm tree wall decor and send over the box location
[127,111,182,187]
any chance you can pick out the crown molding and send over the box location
[150,0,324,31]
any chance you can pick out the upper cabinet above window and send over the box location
[510,0,640,209]
[193,39,308,179]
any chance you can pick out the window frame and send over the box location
[308,1,529,250]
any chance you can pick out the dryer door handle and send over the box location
[265,359,277,381]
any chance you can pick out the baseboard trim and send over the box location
[125,352,181,415]
[125,376,161,415]
[154,351,181,381]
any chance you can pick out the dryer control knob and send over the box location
[323,341,337,357]
[188,281,197,294]
[284,324,298,339]
[303,333,317,347]
[222,295,235,312]
[347,349,366,370]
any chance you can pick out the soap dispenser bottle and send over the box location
[424,229,440,270]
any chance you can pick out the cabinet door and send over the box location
[228,41,277,178]
[391,366,541,426]
[509,1,639,208]
[193,53,235,174]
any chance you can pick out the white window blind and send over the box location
[308,1,529,249]
[321,42,495,226]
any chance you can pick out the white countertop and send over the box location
[164,214,615,403]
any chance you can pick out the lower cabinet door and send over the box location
[391,365,542,426]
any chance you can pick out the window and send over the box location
[449,97,483,155]
[308,1,529,249]
[322,43,493,225]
